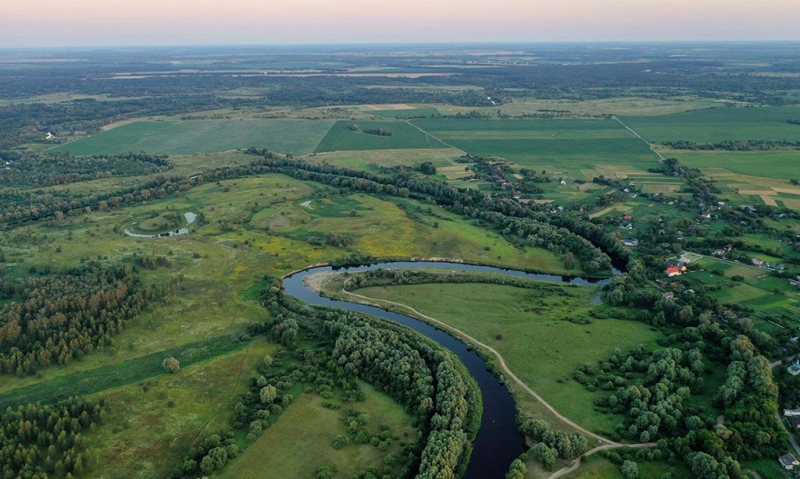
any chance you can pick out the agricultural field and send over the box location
[314,120,448,152]
[666,150,800,180]
[620,106,800,143]
[346,280,665,433]
[51,119,336,156]
[411,118,659,170]
[369,107,440,118]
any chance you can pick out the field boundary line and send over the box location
[404,120,463,151]
[613,116,664,162]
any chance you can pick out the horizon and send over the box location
[3,0,799,48]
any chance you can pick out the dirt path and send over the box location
[613,116,664,162]
[547,442,656,479]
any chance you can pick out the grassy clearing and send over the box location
[352,281,663,433]
[83,338,279,479]
[51,119,335,156]
[560,454,689,479]
[217,382,415,479]
[621,106,800,143]
[743,459,793,479]
[411,119,658,169]
[314,120,448,152]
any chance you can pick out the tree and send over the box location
[621,460,639,479]
[260,385,277,403]
[332,434,349,449]
[162,357,180,373]
[419,162,437,175]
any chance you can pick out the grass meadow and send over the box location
[217,382,414,479]
[352,281,663,433]
[51,119,335,156]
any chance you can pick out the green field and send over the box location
[411,119,658,169]
[314,120,448,152]
[218,382,414,479]
[620,106,800,143]
[350,280,663,433]
[668,150,800,179]
[370,108,440,118]
[562,454,689,479]
[52,119,336,156]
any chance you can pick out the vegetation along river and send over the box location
[283,261,614,479]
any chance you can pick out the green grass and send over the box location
[314,120,447,152]
[351,281,663,433]
[370,108,440,118]
[668,150,800,180]
[217,382,414,479]
[743,459,793,479]
[620,106,800,143]
[411,118,659,169]
[83,338,279,479]
[561,454,689,479]
[51,119,335,156]
[0,335,249,410]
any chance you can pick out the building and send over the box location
[779,453,800,470]
[789,359,800,376]
[752,258,764,267]
[666,266,682,277]
[787,409,800,417]
[662,292,675,300]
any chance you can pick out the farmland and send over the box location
[620,106,800,143]
[51,119,336,156]
[314,120,448,152]
[410,118,659,169]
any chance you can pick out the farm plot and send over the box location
[411,119,659,170]
[314,120,448,152]
[620,106,800,143]
[52,119,335,156]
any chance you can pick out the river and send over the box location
[283,261,614,478]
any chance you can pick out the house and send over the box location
[560,180,567,186]
[662,292,675,300]
[666,266,682,277]
[789,359,800,376]
[712,249,726,257]
[791,418,800,429]
[752,258,764,267]
[779,453,800,470]
[622,239,639,247]
[787,409,800,417]
[623,215,633,221]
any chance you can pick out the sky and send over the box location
[2,0,799,47]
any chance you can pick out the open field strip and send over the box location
[52,119,336,156]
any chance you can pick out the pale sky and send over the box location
[2,0,799,47]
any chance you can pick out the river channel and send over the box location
[283,261,613,479]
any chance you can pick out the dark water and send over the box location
[283,261,613,479]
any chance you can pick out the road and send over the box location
[770,359,800,457]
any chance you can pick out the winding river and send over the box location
[283,261,614,479]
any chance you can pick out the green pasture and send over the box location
[218,382,414,479]
[351,280,663,433]
[563,454,689,479]
[620,106,800,143]
[51,119,335,156]
[314,120,447,152]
